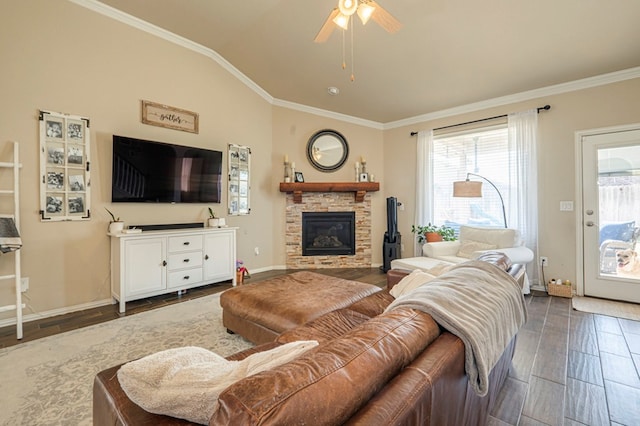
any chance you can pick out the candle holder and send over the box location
[284,161,291,182]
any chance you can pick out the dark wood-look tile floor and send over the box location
[1,268,638,425]
[489,292,640,426]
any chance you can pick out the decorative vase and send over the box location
[425,232,443,243]
[208,218,219,227]
[108,221,124,234]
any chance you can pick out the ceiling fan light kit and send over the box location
[338,0,358,16]
[357,3,376,25]
[315,0,401,82]
[333,13,350,30]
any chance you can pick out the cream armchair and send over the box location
[391,225,533,293]
[422,225,534,265]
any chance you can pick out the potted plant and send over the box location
[207,208,226,228]
[411,223,456,243]
[105,208,124,234]
[207,208,219,228]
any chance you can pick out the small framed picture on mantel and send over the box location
[295,172,305,183]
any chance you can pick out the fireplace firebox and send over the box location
[302,212,355,256]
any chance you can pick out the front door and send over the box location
[580,126,640,303]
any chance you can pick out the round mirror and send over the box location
[306,129,349,172]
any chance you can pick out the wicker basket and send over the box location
[547,282,573,298]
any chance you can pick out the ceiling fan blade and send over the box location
[369,1,402,33]
[314,8,340,43]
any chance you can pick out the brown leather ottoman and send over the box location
[220,271,381,344]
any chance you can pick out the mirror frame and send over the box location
[306,129,349,172]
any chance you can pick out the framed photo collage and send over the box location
[39,110,91,221]
[228,144,250,215]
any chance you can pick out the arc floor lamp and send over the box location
[453,172,508,228]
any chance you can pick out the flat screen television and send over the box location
[111,135,222,203]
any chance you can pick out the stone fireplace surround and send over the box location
[285,192,372,269]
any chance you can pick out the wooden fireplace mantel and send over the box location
[279,182,380,203]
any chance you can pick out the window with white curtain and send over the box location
[432,125,510,232]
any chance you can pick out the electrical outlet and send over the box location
[254,246,260,255]
[20,277,29,292]
[540,257,549,267]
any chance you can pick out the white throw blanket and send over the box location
[118,341,318,424]
[385,260,527,396]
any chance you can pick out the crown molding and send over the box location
[272,99,384,129]
[384,66,640,130]
[70,1,640,130]
[69,0,273,104]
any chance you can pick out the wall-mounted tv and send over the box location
[111,135,222,203]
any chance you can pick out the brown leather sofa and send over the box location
[93,254,523,425]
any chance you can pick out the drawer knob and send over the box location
[183,259,190,263]
[204,254,209,260]
[183,241,190,245]
[162,260,167,266]
[183,275,190,280]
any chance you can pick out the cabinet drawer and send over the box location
[168,251,203,270]
[168,235,203,252]
[167,268,203,288]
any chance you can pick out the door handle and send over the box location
[586,221,595,227]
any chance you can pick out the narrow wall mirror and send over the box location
[306,129,349,172]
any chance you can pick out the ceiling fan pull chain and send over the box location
[350,16,355,81]
[341,25,346,69]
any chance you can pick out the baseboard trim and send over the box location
[0,298,113,329]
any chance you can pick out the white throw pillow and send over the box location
[117,341,318,424]
[459,226,517,248]
[390,269,437,298]
[457,240,497,259]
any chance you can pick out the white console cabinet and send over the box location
[110,227,237,313]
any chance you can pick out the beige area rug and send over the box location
[0,292,253,425]
[572,296,640,321]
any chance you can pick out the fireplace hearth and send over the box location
[302,212,355,256]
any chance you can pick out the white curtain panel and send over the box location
[507,109,540,285]
[415,130,434,256]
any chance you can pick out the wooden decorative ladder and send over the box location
[0,142,23,339]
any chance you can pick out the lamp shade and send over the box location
[453,180,482,197]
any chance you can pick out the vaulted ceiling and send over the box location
[97,0,640,123]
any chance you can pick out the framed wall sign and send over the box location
[141,100,199,134]
[39,110,91,221]
[228,144,250,215]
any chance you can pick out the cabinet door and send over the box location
[203,232,234,281]
[124,237,166,297]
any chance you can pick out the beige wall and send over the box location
[0,1,273,321]
[383,78,640,285]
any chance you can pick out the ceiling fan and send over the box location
[314,0,402,43]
